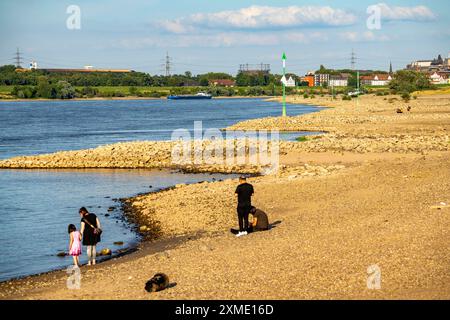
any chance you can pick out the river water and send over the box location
[0,98,320,281]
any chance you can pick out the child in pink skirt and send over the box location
[68,224,82,267]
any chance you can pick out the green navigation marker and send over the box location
[282,52,286,117]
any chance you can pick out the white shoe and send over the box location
[236,232,243,237]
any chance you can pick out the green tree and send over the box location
[236,72,250,86]
[389,70,433,93]
[199,77,209,86]
[347,73,358,88]
[56,81,75,99]
[36,76,51,98]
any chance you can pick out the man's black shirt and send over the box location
[235,182,254,207]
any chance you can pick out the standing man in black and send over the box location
[235,176,254,237]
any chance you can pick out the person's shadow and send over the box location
[268,220,282,230]
[230,220,282,234]
[167,282,177,289]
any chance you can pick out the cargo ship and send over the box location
[167,92,212,100]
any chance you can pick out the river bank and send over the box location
[0,93,449,299]
[0,95,276,102]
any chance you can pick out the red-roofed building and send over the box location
[360,74,392,86]
[429,72,449,84]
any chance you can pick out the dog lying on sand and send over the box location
[145,273,169,292]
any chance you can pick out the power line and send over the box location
[14,47,23,68]
[350,48,356,71]
[161,51,172,76]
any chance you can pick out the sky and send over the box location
[0,0,449,76]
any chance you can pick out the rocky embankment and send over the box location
[0,140,266,174]
[123,163,347,238]
[227,94,450,154]
[281,134,449,154]
[1,94,448,171]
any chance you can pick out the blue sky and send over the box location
[0,0,449,75]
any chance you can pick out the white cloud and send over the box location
[339,31,390,42]
[374,3,436,21]
[117,31,328,49]
[158,20,195,34]
[158,5,357,33]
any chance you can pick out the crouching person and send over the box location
[248,206,269,233]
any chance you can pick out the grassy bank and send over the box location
[0,85,388,100]
[1,83,449,101]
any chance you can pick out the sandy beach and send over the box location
[0,93,449,299]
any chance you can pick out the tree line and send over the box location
[0,64,435,99]
[0,64,290,87]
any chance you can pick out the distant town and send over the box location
[12,49,450,86]
[1,49,449,99]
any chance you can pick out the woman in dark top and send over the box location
[249,206,269,231]
[79,207,101,266]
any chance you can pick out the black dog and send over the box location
[145,273,169,293]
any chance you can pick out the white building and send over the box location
[329,74,349,87]
[410,60,432,69]
[29,60,38,69]
[360,74,392,86]
[444,54,450,69]
[329,79,347,87]
[314,73,330,86]
[372,74,392,86]
[280,76,296,87]
[429,72,448,85]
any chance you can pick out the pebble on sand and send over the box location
[99,248,112,256]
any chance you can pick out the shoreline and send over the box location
[0,93,449,299]
[0,95,277,103]
[0,168,241,284]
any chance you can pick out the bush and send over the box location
[401,92,411,102]
[16,90,25,99]
[56,81,75,99]
[149,91,163,98]
[79,86,98,98]
[112,91,125,97]
[388,97,398,103]
[296,136,308,142]
[129,86,138,95]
